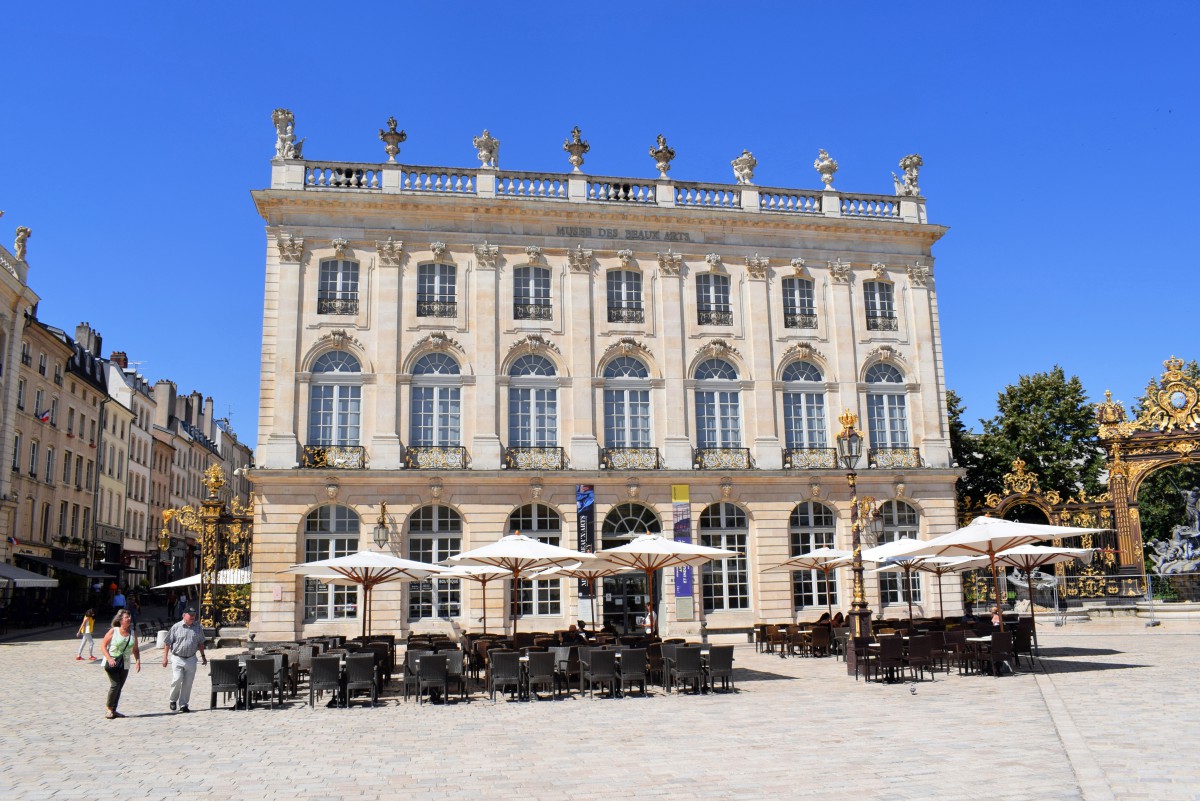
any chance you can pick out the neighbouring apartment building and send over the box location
[249,112,958,640]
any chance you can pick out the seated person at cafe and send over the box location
[561,625,587,644]
[599,619,618,635]
[576,619,591,636]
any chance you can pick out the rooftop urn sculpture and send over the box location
[649,134,676,178]
[731,149,757,185]
[892,153,923,196]
[814,149,838,189]
[272,108,305,160]
[473,129,500,168]
[14,226,30,260]
[563,126,590,172]
[379,116,407,163]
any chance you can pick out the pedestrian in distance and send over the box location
[161,607,207,712]
[112,587,126,615]
[175,593,187,621]
[76,608,97,661]
[100,610,140,719]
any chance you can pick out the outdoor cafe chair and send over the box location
[809,626,832,658]
[704,645,735,692]
[525,651,558,699]
[659,643,678,691]
[618,648,649,697]
[850,637,876,682]
[309,655,343,708]
[668,646,704,694]
[552,646,580,694]
[905,635,935,681]
[417,654,449,704]
[445,650,469,700]
[832,627,851,661]
[581,648,619,698]
[402,650,432,701]
[766,625,787,656]
[344,653,379,707]
[983,632,1015,677]
[646,642,664,685]
[1012,627,1034,667]
[208,658,243,711]
[928,631,952,673]
[245,658,281,709]
[873,636,907,683]
[488,650,522,701]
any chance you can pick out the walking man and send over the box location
[161,607,207,712]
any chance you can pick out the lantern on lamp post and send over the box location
[835,410,873,645]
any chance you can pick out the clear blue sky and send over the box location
[4,3,1197,447]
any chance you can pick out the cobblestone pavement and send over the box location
[0,621,1196,801]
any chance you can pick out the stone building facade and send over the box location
[249,115,958,640]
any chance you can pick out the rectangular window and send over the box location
[20,342,30,367]
[82,508,90,540]
[71,504,79,537]
[58,502,68,537]
[303,535,360,620]
[782,277,817,329]
[606,270,644,323]
[28,441,38,476]
[407,534,462,620]
[38,353,46,376]
[508,388,557,447]
[16,379,25,411]
[864,281,898,330]
[603,389,651,447]
[416,263,457,317]
[317,259,359,315]
[49,399,58,427]
[790,509,837,609]
[701,531,749,612]
[516,577,562,616]
[44,448,54,484]
[513,266,552,319]
[67,408,74,435]
[410,386,461,446]
[74,456,83,488]
[782,391,828,449]
[879,542,922,605]
[695,390,742,448]
[696,273,733,326]
[307,385,361,446]
[85,460,93,490]
[867,394,910,449]
[11,434,20,471]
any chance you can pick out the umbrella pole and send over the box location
[825,566,833,622]
[906,567,914,623]
[1027,564,1038,655]
[511,569,520,636]
[646,568,656,637]
[362,583,370,638]
[937,572,945,620]
[990,552,1006,633]
[480,577,489,635]
[590,578,597,632]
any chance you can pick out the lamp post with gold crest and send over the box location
[835,410,882,655]
[158,464,254,630]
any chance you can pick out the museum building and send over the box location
[248,113,958,640]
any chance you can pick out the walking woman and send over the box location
[76,608,97,661]
[100,610,140,719]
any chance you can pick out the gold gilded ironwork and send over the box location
[202,463,226,497]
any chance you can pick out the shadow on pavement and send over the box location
[1036,646,1124,658]
[731,667,800,683]
[1037,659,1147,674]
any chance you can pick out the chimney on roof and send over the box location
[74,322,102,357]
[110,351,128,369]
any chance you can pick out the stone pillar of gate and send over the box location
[1107,466,1141,571]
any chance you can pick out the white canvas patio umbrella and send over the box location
[152,567,252,589]
[597,534,740,636]
[776,548,852,622]
[449,533,593,635]
[907,517,1108,632]
[536,559,639,631]
[436,565,513,634]
[283,550,445,636]
[871,557,988,621]
[860,538,927,622]
[994,544,1094,640]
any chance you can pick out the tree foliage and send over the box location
[1137,465,1200,544]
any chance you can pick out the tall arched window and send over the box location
[407,505,462,620]
[878,500,921,606]
[601,503,662,549]
[509,504,563,616]
[410,353,461,448]
[603,357,651,450]
[317,259,360,315]
[782,276,817,329]
[694,359,742,452]
[308,352,362,447]
[303,505,360,621]
[514,266,552,320]
[865,363,909,452]
[781,361,827,450]
[607,270,644,323]
[508,355,557,448]
[699,502,749,612]
[790,502,838,610]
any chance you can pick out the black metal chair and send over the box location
[417,653,448,704]
[244,658,280,709]
[581,648,619,698]
[402,650,431,701]
[873,636,906,683]
[488,650,522,701]
[905,635,935,681]
[659,643,678,692]
[208,658,243,710]
[849,637,875,682]
[309,655,343,708]
[526,651,557,699]
[552,646,579,695]
[704,645,735,692]
[344,653,378,707]
[668,646,704,694]
[618,648,648,696]
[445,649,468,700]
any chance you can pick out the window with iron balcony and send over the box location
[316,258,359,315]
[696,273,733,326]
[864,281,898,331]
[416,263,457,318]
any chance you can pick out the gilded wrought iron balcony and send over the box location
[784,313,818,329]
[868,447,922,469]
[600,447,661,470]
[782,447,837,470]
[301,445,368,469]
[317,294,360,315]
[405,445,469,470]
[697,309,734,326]
[503,446,565,470]
[416,299,457,318]
[608,306,645,324]
[514,303,553,321]
[692,447,752,470]
[866,314,898,331]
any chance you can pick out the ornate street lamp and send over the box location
[836,410,873,646]
[372,501,391,550]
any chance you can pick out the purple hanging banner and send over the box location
[576,485,595,598]
[672,484,693,597]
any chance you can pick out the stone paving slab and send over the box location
[0,621,1197,800]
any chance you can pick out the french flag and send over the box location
[35,408,50,423]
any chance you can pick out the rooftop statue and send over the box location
[892,153,923,196]
[731,150,757,185]
[563,126,590,172]
[379,116,407,163]
[649,134,676,178]
[14,226,30,260]
[272,108,304,160]
[813,149,838,189]
[473,129,500,168]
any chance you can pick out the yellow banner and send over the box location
[670,484,689,504]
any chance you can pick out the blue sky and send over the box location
[4,3,1197,446]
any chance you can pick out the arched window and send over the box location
[303,505,360,621]
[508,355,557,448]
[607,270,644,323]
[509,504,563,616]
[600,503,661,549]
[865,363,909,451]
[410,354,461,448]
[789,502,838,610]
[782,276,817,329]
[408,505,462,620]
[863,280,897,330]
[694,359,741,449]
[603,357,651,450]
[308,352,362,448]
[781,361,827,450]
[514,266,552,320]
[878,501,921,606]
[696,273,732,326]
[698,503,749,612]
[317,259,360,315]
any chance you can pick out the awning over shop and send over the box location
[0,562,59,588]
[17,554,113,579]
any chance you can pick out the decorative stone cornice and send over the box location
[510,334,561,358]
[412,331,465,356]
[317,329,364,352]
[603,337,652,360]
[745,254,770,280]
[790,257,807,277]
[907,263,931,287]
[332,238,350,257]
[696,339,741,363]
[276,232,305,262]
[871,262,888,279]
[524,245,543,264]
[375,237,403,267]
[829,258,852,284]
[567,245,593,273]
[617,249,634,267]
[866,345,898,364]
[657,250,683,276]
[783,342,824,365]
[475,241,500,270]
[705,253,723,269]
[430,241,448,261]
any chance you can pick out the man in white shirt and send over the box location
[161,608,208,712]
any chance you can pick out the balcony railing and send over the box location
[697,309,734,326]
[514,303,553,321]
[782,447,837,470]
[301,445,368,469]
[600,447,661,470]
[784,313,818,329]
[20,354,31,367]
[405,445,469,470]
[607,306,645,324]
[503,446,565,470]
[868,447,923,469]
[866,314,898,331]
[317,295,360,315]
[416,299,457,318]
[693,447,752,470]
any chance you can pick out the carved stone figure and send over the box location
[829,258,852,283]
[379,116,407,163]
[473,129,500,168]
[272,108,305,160]
[1183,486,1200,531]
[649,134,676,178]
[617,249,633,267]
[813,149,838,189]
[563,126,590,172]
[376,237,404,267]
[657,250,682,276]
[276,232,304,262]
[731,150,757,185]
[475,242,500,269]
[13,226,30,260]
[907,263,931,287]
[891,153,923,197]
[567,245,593,273]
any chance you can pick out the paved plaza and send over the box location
[1,621,1197,801]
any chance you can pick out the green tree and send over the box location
[1130,359,1200,544]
